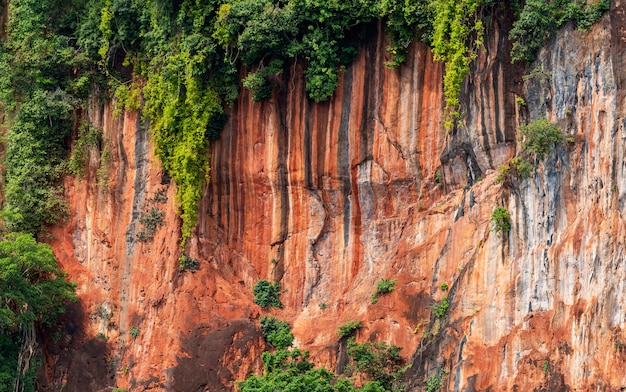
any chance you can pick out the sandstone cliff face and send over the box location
[44,3,626,391]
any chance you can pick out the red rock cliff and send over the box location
[43,4,626,391]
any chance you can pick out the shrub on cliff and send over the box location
[260,316,293,349]
[432,296,450,318]
[519,119,563,161]
[338,320,363,339]
[371,278,397,304]
[346,337,406,391]
[491,207,511,233]
[253,280,283,309]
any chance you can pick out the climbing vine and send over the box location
[431,0,488,129]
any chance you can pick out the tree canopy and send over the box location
[0,233,76,392]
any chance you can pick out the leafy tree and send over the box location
[0,233,77,392]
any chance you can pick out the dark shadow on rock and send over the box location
[38,300,113,392]
[170,319,262,392]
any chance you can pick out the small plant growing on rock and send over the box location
[424,370,448,392]
[136,208,165,242]
[542,360,549,378]
[432,297,450,318]
[371,278,396,304]
[434,169,443,187]
[179,255,200,272]
[491,207,511,233]
[495,157,532,184]
[96,333,108,340]
[136,189,168,242]
[253,280,283,309]
[338,320,363,339]
[129,326,140,339]
[439,282,448,291]
[319,302,328,310]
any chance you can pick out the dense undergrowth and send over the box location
[0,0,610,389]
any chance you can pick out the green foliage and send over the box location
[0,336,40,392]
[136,189,168,242]
[510,0,609,64]
[253,280,283,309]
[69,122,103,178]
[439,282,448,291]
[346,337,406,390]
[242,59,284,102]
[509,0,558,64]
[0,234,76,390]
[0,233,76,330]
[0,0,99,237]
[239,348,360,392]
[1,0,609,253]
[338,320,363,339]
[495,119,560,186]
[260,316,294,349]
[129,326,140,339]
[3,89,73,235]
[432,297,450,318]
[179,255,200,272]
[424,370,448,392]
[490,207,511,233]
[136,208,165,242]
[238,347,390,392]
[434,169,443,185]
[112,81,142,116]
[0,334,22,392]
[495,156,533,184]
[380,0,434,68]
[519,119,563,160]
[376,278,397,295]
[430,0,488,128]
[371,278,396,304]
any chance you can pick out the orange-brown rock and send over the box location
[41,4,626,392]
